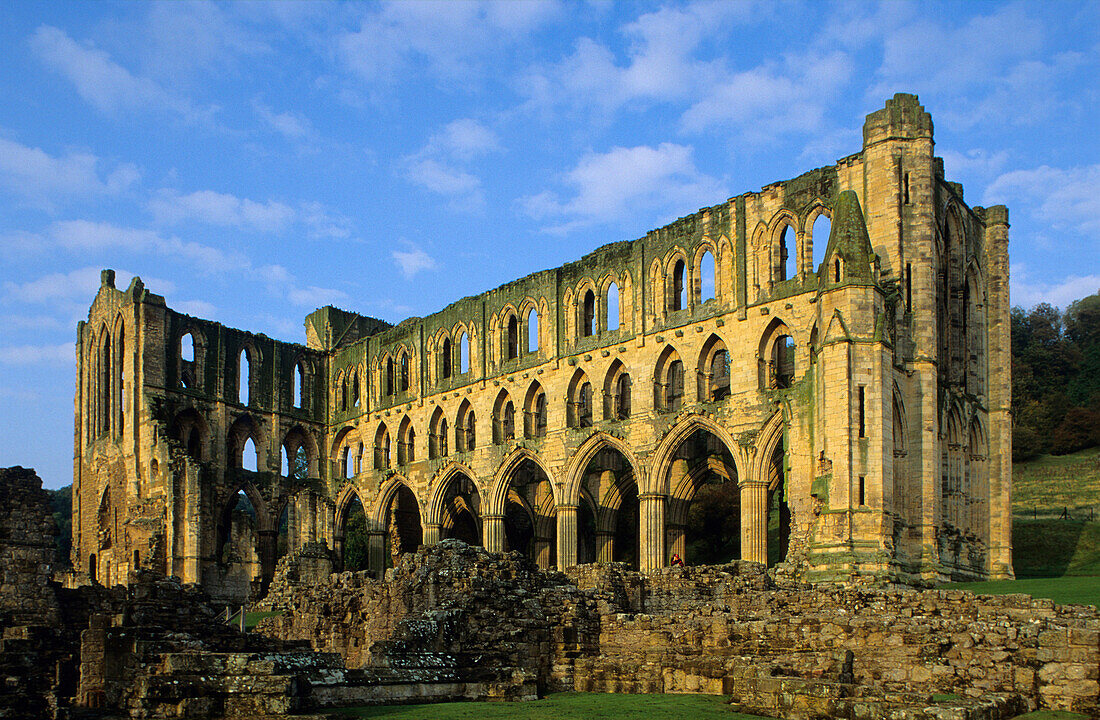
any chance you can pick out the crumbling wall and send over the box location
[0,467,61,626]
[260,543,1100,717]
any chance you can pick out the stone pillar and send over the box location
[639,493,666,571]
[483,513,505,553]
[183,462,202,583]
[556,504,578,569]
[596,530,614,563]
[422,523,441,546]
[367,530,386,577]
[740,481,768,564]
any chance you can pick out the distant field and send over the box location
[1013,448,1100,517]
[944,575,1100,608]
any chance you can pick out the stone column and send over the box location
[638,493,666,571]
[556,504,578,569]
[596,530,614,563]
[740,481,768,564]
[483,513,505,553]
[422,522,441,545]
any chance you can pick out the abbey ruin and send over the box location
[71,93,1014,604]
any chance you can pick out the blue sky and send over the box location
[1,1,1098,488]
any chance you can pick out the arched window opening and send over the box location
[385,358,395,397]
[614,372,631,419]
[341,495,369,572]
[180,333,196,389]
[527,309,539,353]
[666,360,684,412]
[710,350,730,400]
[238,349,250,405]
[503,402,515,441]
[281,446,289,476]
[242,437,258,472]
[699,251,716,303]
[187,427,201,461]
[493,392,516,444]
[459,332,470,374]
[374,425,391,470]
[464,409,476,451]
[578,382,593,428]
[672,260,686,311]
[767,441,791,567]
[351,371,360,408]
[383,485,423,569]
[671,428,739,566]
[525,384,547,439]
[567,371,592,429]
[812,214,831,272]
[430,409,447,459]
[399,418,415,465]
[772,335,795,389]
[399,353,409,392]
[340,446,350,479]
[457,402,476,453]
[582,290,595,337]
[356,443,364,474]
[440,474,481,547]
[506,314,519,360]
[116,331,125,433]
[780,225,795,281]
[441,338,452,379]
[834,258,841,283]
[293,362,305,409]
[216,490,260,585]
[606,283,620,331]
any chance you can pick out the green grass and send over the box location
[243,611,281,630]
[1009,713,1090,720]
[331,692,770,720]
[944,576,1100,608]
[1013,448,1100,516]
[1013,519,1100,577]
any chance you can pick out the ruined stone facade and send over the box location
[72,94,1013,602]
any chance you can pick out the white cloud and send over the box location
[431,119,501,161]
[288,286,349,307]
[520,3,754,120]
[49,220,238,267]
[519,143,727,233]
[866,5,1089,129]
[680,51,854,137]
[3,267,106,305]
[392,246,437,279]
[0,343,73,366]
[172,300,218,318]
[254,101,317,143]
[30,25,215,121]
[985,164,1100,235]
[149,189,296,233]
[401,119,501,211]
[1011,265,1100,309]
[0,136,139,207]
[338,1,559,87]
[138,2,269,82]
[939,148,1011,180]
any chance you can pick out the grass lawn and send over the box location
[331,692,770,720]
[944,575,1100,608]
[1013,448,1100,516]
[329,693,1090,720]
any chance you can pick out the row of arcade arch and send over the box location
[333,414,791,574]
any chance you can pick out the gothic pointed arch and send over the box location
[562,431,644,507]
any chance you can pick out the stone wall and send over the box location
[0,467,60,626]
[259,543,1100,718]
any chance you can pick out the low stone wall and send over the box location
[260,546,1100,718]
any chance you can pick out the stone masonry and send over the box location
[72,93,1013,605]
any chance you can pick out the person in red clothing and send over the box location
[670,553,684,567]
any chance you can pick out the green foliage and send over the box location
[333,692,771,720]
[343,501,370,571]
[1012,293,1100,460]
[46,485,72,568]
